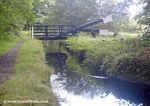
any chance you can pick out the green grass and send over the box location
[66,34,149,74]
[0,31,31,57]
[0,36,20,57]
[0,39,57,106]
[120,32,139,38]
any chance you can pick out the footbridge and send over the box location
[31,16,112,40]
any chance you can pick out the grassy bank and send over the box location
[66,34,150,81]
[0,39,57,106]
[0,35,21,57]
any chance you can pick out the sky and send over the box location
[118,0,144,18]
[129,4,143,18]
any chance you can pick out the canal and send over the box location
[44,40,150,106]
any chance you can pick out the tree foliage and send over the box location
[138,0,150,24]
[35,0,133,35]
[43,0,132,25]
[52,0,99,25]
[0,0,138,37]
[32,0,56,24]
[0,0,35,36]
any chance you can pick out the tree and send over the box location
[42,0,132,26]
[49,0,99,25]
[97,0,133,35]
[137,0,150,25]
[0,0,35,37]
[32,0,56,24]
[31,0,134,35]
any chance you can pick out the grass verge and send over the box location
[0,39,57,106]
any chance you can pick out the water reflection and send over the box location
[44,41,150,106]
[50,73,143,106]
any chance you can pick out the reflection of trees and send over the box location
[103,78,150,105]
[52,55,150,105]
[44,41,66,53]
[56,70,108,99]
[46,52,67,70]
[46,50,107,98]
[61,68,150,104]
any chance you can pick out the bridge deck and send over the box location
[35,35,69,40]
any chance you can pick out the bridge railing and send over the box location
[31,17,113,40]
[32,25,75,37]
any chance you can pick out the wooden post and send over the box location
[45,26,48,36]
[31,26,34,39]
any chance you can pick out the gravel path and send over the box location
[0,41,23,84]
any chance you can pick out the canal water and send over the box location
[44,41,150,106]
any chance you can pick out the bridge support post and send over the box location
[45,26,48,37]
[31,26,34,39]
[91,31,96,38]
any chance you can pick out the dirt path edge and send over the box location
[0,41,24,84]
